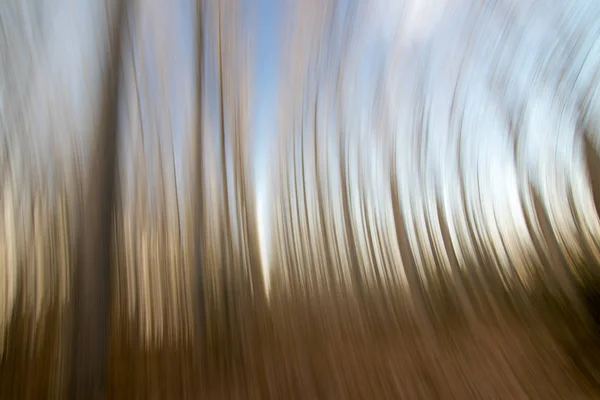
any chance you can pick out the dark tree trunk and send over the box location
[70,1,127,398]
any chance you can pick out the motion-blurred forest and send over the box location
[2,0,600,398]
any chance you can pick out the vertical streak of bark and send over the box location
[195,0,205,349]
[71,1,127,398]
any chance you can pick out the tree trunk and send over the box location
[71,1,127,398]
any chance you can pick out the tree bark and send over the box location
[71,1,127,398]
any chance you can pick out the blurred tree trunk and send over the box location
[195,0,205,350]
[71,1,127,398]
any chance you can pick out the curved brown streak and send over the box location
[491,4,572,312]
[482,12,544,319]
[155,111,169,339]
[71,0,127,397]
[358,149,379,290]
[530,184,587,322]
[318,2,344,299]
[314,90,337,295]
[388,55,436,331]
[296,130,311,305]
[423,108,468,325]
[242,139,266,304]
[280,138,295,298]
[371,65,400,300]
[435,195,477,323]
[278,188,292,294]
[467,113,518,308]
[109,10,139,342]
[484,5,539,316]
[298,96,312,303]
[357,146,390,329]
[487,160,532,310]
[475,155,517,309]
[231,66,253,371]
[272,17,293,305]
[277,52,295,298]
[415,70,445,315]
[583,135,600,268]
[455,114,499,320]
[200,1,219,362]
[565,93,600,270]
[372,54,409,320]
[374,200,402,323]
[418,75,470,322]
[225,0,260,368]
[271,134,284,293]
[130,8,147,343]
[389,138,430,332]
[164,83,182,332]
[300,68,321,298]
[276,148,291,294]
[233,81,247,287]
[498,81,581,323]
[305,74,319,293]
[326,112,345,296]
[485,5,584,320]
[333,0,364,308]
[277,85,297,296]
[309,110,324,297]
[227,28,242,287]
[290,123,306,299]
[470,161,511,319]
[216,0,235,370]
[338,120,363,298]
[282,133,295,297]
[426,56,477,325]
[235,39,265,307]
[284,185,300,302]
[435,10,477,318]
[234,107,246,279]
[448,5,505,322]
[270,200,283,292]
[195,0,205,346]
[300,88,319,296]
[275,198,288,294]
[292,85,307,298]
[284,121,302,299]
[296,124,309,303]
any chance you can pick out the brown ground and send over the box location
[2,304,600,398]
[107,308,600,399]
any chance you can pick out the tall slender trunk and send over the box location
[216,0,236,374]
[71,1,127,398]
[195,0,205,347]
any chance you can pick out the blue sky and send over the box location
[251,0,283,269]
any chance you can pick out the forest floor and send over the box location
[3,304,600,398]
[108,319,600,399]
